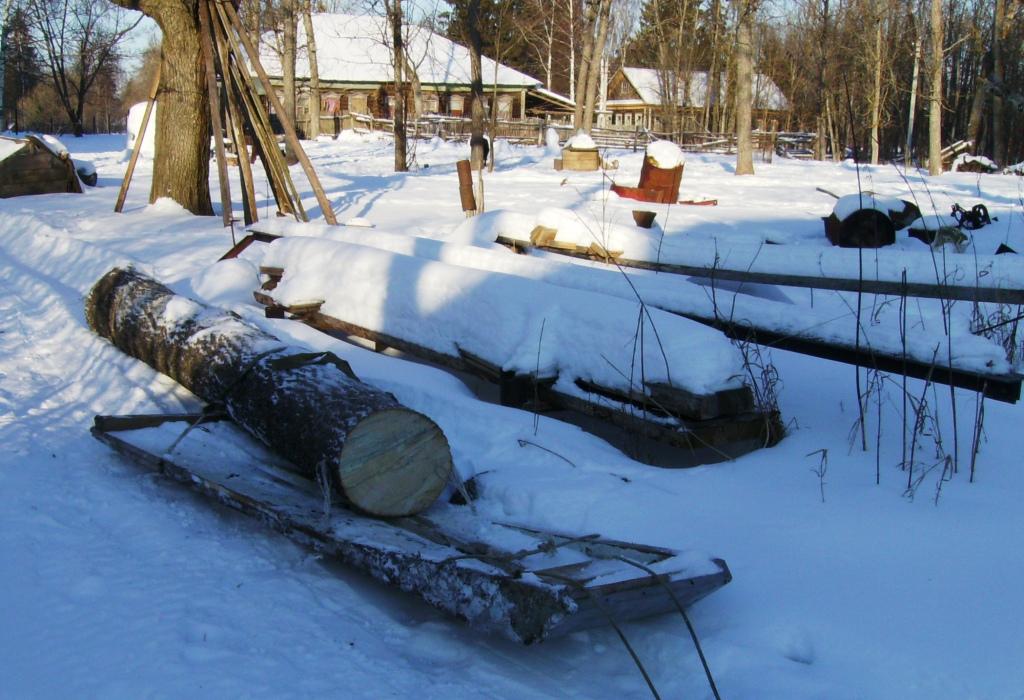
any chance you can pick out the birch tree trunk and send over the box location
[302,3,320,139]
[927,0,943,175]
[869,4,884,164]
[733,0,755,175]
[905,35,920,168]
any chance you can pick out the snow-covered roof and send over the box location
[259,14,541,89]
[618,67,789,111]
[0,136,25,162]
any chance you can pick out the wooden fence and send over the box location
[333,112,815,161]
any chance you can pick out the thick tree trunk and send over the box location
[733,0,755,175]
[927,0,942,175]
[85,267,453,518]
[573,0,598,130]
[581,0,610,132]
[111,0,212,215]
[302,3,320,139]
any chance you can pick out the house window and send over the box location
[424,94,439,114]
[349,92,368,114]
[449,94,464,114]
[322,94,341,115]
[496,95,513,120]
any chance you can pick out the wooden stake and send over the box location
[114,65,160,213]
[198,0,233,227]
[217,0,337,224]
[210,1,303,219]
[213,10,258,226]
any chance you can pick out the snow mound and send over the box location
[191,258,261,308]
[646,140,684,169]
[449,210,535,247]
[38,134,70,157]
[565,131,596,150]
[952,153,998,173]
[545,127,561,154]
[126,102,156,159]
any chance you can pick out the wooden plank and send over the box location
[218,231,282,261]
[115,65,161,213]
[218,0,338,225]
[198,0,233,227]
[210,1,301,220]
[495,235,1024,305]
[215,15,259,226]
[696,316,1022,403]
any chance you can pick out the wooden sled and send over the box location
[91,412,732,644]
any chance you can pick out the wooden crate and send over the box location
[560,147,601,171]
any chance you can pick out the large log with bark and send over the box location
[85,267,453,517]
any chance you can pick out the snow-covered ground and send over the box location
[2,132,1023,699]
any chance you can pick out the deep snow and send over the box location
[1,132,1022,699]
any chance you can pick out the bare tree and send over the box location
[926,0,942,174]
[27,0,141,136]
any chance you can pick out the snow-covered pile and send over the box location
[260,237,747,398]
[545,127,562,154]
[262,218,1014,376]
[531,206,662,256]
[833,192,907,222]
[565,131,597,150]
[0,136,24,161]
[125,101,156,158]
[951,153,998,173]
[646,140,685,169]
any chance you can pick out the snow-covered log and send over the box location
[257,238,753,421]
[85,267,453,517]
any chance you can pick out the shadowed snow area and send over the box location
[1,131,1022,698]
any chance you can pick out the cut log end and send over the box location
[338,409,454,517]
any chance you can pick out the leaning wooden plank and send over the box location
[218,231,282,261]
[91,414,732,643]
[496,234,1024,306]
[85,267,452,517]
[115,65,160,213]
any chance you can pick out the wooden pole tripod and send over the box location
[115,0,337,226]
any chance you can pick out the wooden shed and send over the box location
[0,135,82,198]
